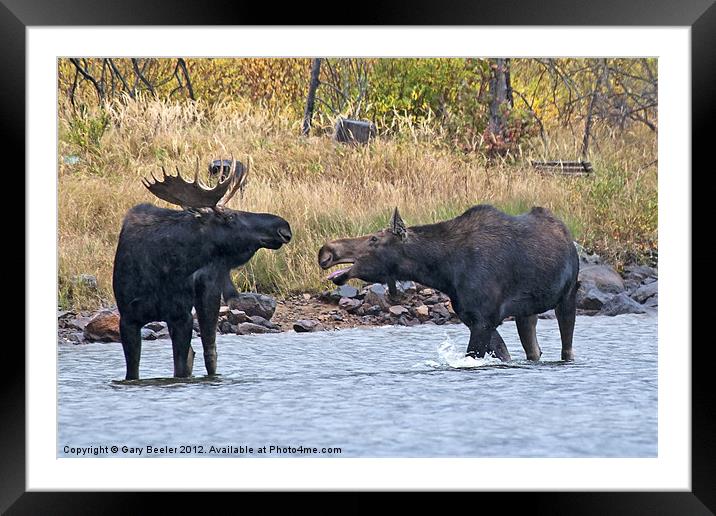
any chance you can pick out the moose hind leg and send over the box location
[168,313,195,378]
[516,315,542,361]
[120,318,142,380]
[555,287,577,361]
[195,279,221,376]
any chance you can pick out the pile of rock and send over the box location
[317,281,461,328]
[217,293,281,335]
[59,293,284,344]
[58,245,657,345]
[575,250,657,316]
[58,308,171,344]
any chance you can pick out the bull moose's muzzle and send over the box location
[277,227,292,244]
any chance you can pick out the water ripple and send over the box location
[58,314,657,458]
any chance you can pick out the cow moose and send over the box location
[318,206,579,362]
[113,159,292,380]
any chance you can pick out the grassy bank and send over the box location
[58,97,657,311]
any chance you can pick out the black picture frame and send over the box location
[6,0,713,513]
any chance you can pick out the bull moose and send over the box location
[113,159,292,380]
[318,206,578,362]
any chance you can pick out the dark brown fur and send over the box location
[318,205,579,361]
[113,203,291,379]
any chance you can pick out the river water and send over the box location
[58,314,657,458]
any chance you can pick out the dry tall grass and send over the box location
[58,96,657,310]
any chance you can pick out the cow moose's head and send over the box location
[318,208,409,287]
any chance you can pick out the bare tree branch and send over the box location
[107,58,134,98]
[69,58,104,102]
[131,58,156,96]
[177,58,195,100]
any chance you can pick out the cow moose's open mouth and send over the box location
[318,249,354,285]
[325,265,353,284]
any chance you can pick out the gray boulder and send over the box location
[644,295,658,308]
[398,315,420,327]
[68,332,85,344]
[578,263,625,293]
[227,309,250,325]
[144,321,167,332]
[388,305,409,317]
[236,322,280,335]
[363,305,383,316]
[430,304,451,324]
[229,293,277,320]
[65,315,92,331]
[395,281,417,295]
[623,264,658,281]
[293,319,325,332]
[249,315,280,330]
[576,286,614,310]
[363,284,391,310]
[338,297,362,313]
[623,265,658,292]
[141,328,157,340]
[598,293,647,316]
[633,281,658,303]
[335,285,359,299]
[219,320,234,334]
[323,284,360,302]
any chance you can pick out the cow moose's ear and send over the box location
[390,207,408,241]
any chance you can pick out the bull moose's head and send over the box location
[141,158,292,250]
[318,208,408,286]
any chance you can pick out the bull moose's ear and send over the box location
[390,207,408,241]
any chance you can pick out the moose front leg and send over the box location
[195,276,221,376]
[466,324,491,358]
[220,269,241,309]
[167,313,195,378]
[119,318,142,380]
[466,324,511,362]
[488,330,511,361]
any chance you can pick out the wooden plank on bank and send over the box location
[531,160,593,175]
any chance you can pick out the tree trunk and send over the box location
[302,58,322,136]
[488,58,509,136]
[504,58,514,108]
[582,59,607,160]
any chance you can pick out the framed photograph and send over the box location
[8,0,712,512]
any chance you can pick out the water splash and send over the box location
[419,334,503,369]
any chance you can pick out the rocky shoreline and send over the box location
[58,246,657,345]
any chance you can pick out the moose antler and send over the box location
[142,158,249,209]
[218,156,250,207]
